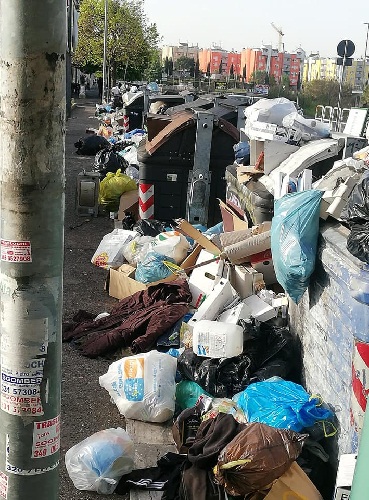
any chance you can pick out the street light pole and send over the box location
[102,0,108,103]
[0,0,65,498]
[361,23,369,96]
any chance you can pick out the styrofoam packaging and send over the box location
[217,302,251,324]
[188,249,224,308]
[188,278,238,328]
[242,294,277,322]
[193,320,244,358]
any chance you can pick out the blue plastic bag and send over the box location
[135,251,176,284]
[237,378,333,432]
[271,190,323,303]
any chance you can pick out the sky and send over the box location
[143,0,369,59]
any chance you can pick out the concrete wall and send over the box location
[289,221,369,464]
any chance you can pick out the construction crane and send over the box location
[271,22,284,52]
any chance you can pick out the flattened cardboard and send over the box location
[176,219,221,256]
[118,189,139,220]
[262,462,323,500]
[218,199,249,232]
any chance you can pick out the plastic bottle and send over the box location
[192,320,243,358]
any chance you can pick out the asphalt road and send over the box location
[61,95,126,499]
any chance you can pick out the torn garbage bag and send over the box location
[214,422,306,496]
[177,321,294,397]
[341,171,369,264]
[237,378,333,432]
[271,190,323,303]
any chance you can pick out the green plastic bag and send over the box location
[175,380,211,410]
[98,169,137,212]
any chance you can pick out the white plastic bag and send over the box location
[91,229,137,269]
[99,351,177,422]
[65,428,134,494]
[151,231,190,264]
[245,97,297,126]
[122,235,155,266]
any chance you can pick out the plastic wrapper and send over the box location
[91,229,137,269]
[271,190,323,303]
[123,235,156,266]
[214,422,306,496]
[98,169,137,212]
[120,145,139,167]
[135,251,176,284]
[133,219,169,237]
[99,351,177,422]
[341,171,369,263]
[151,231,190,264]
[65,428,134,494]
[237,378,334,432]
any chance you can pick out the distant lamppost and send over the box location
[362,22,369,91]
[102,0,108,103]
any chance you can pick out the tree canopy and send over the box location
[73,0,160,82]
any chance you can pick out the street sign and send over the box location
[337,57,353,66]
[337,39,355,58]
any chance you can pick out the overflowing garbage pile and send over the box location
[65,95,369,498]
[63,211,337,498]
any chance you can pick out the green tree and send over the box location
[73,0,160,82]
[242,65,247,81]
[206,62,211,77]
[189,58,195,78]
[164,56,170,76]
[249,70,267,84]
[144,48,162,82]
[175,56,194,71]
[362,85,369,106]
[229,63,234,78]
[194,57,200,79]
[218,60,223,75]
[168,58,174,76]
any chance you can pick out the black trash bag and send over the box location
[341,171,369,263]
[121,212,136,231]
[94,147,128,178]
[74,135,110,155]
[133,219,171,237]
[177,320,295,398]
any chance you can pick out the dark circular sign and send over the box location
[337,39,355,57]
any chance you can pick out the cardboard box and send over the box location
[106,238,204,301]
[250,249,277,285]
[176,219,221,256]
[227,263,264,299]
[107,264,178,300]
[218,199,249,232]
[188,249,224,308]
[117,190,139,220]
[242,294,277,322]
[188,278,238,328]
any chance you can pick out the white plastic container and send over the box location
[193,320,243,358]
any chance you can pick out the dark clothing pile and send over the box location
[63,280,191,357]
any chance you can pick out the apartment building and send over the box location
[240,46,305,86]
[161,43,199,64]
[303,55,338,81]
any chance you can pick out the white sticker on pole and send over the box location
[1,358,45,416]
[0,471,8,499]
[1,240,32,263]
[32,416,60,459]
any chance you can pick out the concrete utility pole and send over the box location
[0,1,65,499]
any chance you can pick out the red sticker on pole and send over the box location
[1,240,32,263]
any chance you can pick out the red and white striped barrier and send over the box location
[139,183,154,219]
[352,341,369,433]
[123,114,129,132]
